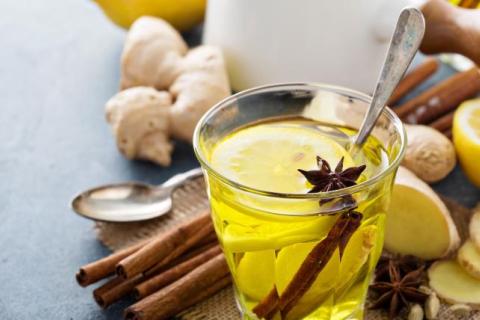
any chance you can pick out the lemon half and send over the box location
[453,99,480,186]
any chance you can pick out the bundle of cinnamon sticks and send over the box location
[76,211,231,320]
[388,57,480,138]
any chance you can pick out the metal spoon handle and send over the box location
[354,7,425,146]
[161,167,203,189]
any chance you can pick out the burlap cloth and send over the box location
[95,177,479,320]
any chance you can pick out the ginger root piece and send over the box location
[120,17,188,90]
[109,17,231,166]
[403,124,456,183]
[470,205,480,251]
[457,240,480,280]
[169,46,230,141]
[428,260,480,306]
[106,87,173,166]
[107,17,230,166]
[385,167,460,259]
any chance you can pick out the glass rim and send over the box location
[193,82,407,200]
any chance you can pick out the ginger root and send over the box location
[106,87,173,166]
[385,167,460,259]
[428,260,480,306]
[403,124,456,183]
[457,240,480,280]
[470,205,480,252]
[169,46,231,141]
[120,17,188,90]
[107,17,230,166]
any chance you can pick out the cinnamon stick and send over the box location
[443,128,453,139]
[252,289,279,320]
[387,57,439,106]
[141,222,215,277]
[146,240,218,276]
[93,275,143,308]
[90,240,218,308]
[429,111,454,132]
[116,211,212,279]
[76,239,148,287]
[395,68,480,124]
[135,245,222,299]
[124,254,230,320]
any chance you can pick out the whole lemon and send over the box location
[93,0,206,31]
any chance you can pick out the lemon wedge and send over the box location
[453,99,480,186]
[236,250,276,301]
[336,225,377,291]
[210,123,354,193]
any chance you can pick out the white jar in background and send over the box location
[203,0,420,93]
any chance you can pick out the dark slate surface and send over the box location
[0,1,478,319]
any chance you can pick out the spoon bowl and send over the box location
[71,168,203,222]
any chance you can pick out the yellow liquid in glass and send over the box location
[206,118,393,320]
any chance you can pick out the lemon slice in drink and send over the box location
[211,123,355,193]
[336,225,378,292]
[223,216,336,252]
[236,250,276,301]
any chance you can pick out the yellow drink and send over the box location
[206,119,391,319]
[194,84,406,320]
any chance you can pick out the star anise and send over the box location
[369,258,428,319]
[298,156,366,204]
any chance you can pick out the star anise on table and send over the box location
[369,257,428,319]
[298,156,366,204]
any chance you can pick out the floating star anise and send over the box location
[298,156,366,204]
[370,258,428,319]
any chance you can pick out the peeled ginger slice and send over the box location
[457,240,480,280]
[429,260,480,306]
[470,205,480,252]
[385,167,460,259]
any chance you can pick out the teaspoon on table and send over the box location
[353,7,425,148]
[71,167,203,222]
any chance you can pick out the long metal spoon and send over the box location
[354,7,425,146]
[71,167,203,222]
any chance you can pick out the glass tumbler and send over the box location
[193,83,406,320]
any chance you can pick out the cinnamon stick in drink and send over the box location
[459,0,480,8]
[76,239,148,287]
[253,212,362,319]
[387,57,439,106]
[116,211,212,279]
[135,245,222,299]
[124,254,230,320]
[395,68,480,124]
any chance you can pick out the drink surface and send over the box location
[209,119,388,195]
[206,118,392,320]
